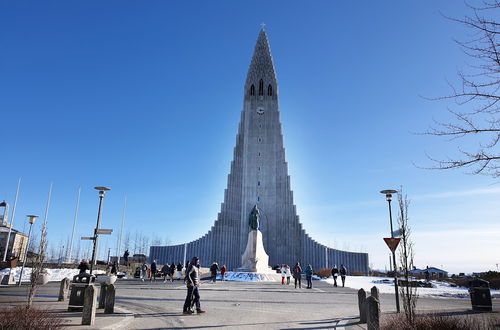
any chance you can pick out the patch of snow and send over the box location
[217,271,279,282]
[0,267,105,283]
[321,276,500,299]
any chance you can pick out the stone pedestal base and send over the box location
[237,230,272,273]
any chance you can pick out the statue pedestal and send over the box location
[237,230,272,273]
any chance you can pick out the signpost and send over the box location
[96,229,113,235]
[81,237,94,241]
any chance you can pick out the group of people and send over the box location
[331,264,348,287]
[279,262,313,289]
[278,263,348,289]
[209,262,227,282]
[140,260,184,282]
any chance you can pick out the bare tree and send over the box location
[424,1,500,177]
[397,189,418,323]
[27,220,48,307]
[151,235,162,246]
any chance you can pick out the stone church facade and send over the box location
[150,29,369,273]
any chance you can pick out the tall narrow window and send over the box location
[258,79,264,95]
[250,84,255,96]
[267,84,273,96]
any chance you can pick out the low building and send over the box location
[411,266,448,279]
[0,225,28,262]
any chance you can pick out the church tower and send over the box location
[150,29,369,273]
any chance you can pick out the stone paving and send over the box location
[0,277,498,329]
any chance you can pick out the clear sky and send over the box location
[1,1,498,274]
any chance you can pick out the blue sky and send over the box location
[1,1,498,273]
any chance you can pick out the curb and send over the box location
[100,306,134,330]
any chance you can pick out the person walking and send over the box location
[220,264,227,281]
[169,262,176,282]
[339,264,347,287]
[331,264,339,287]
[150,260,158,282]
[210,262,219,283]
[77,259,90,274]
[110,262,117,276]
[305,264,313,289]
[293,262,302,289]
[280,264,286,285]
[161,263,170,283]
[177,262,183,280]
[140,262,149,282]
[183,257,205,315]
[285,265,291,285]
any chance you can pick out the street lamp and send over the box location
[380,189,400,313]
[18,215,38,286]
[89,186,111,274]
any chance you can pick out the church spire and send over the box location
[245,28,277,92]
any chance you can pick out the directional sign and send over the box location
[81,236,94,240]
[383,237,401,252]
[96,229,113,235]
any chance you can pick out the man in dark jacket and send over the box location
[183,257,205,315]
[77,259,90,274]
[331,264,339,287]
[209,262,219,283]
[150,260,157,282]
[339,264,347,287]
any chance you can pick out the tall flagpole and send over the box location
[117,195,127,265]
[3,178,21,262]
[67,187,81,263]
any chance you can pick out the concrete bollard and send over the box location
[104,284,115,314]
[366,296,380,330]
[98,283,108,309]
[371,285,379,301]
[58,277,70,301]
[82,285,97,325]
[358,288,367,323]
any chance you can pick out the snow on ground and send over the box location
[0,267,105,283]
[321,276,500,299]
[216,271,279,282]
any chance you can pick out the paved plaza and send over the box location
[1,277,498,329]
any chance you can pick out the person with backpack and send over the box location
[305,264,313,289]
[183,257,205,315]
[292,262,302,289]
[169,262,176,282]
[161,263,170,283]
[210,262,219,283]
[339,264,347,287]
[331,264,339,287]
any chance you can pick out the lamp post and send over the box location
[89,186,111,274]
[18,215,38,286]
[380,189,400,313]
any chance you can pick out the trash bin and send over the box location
[468,278,492,311]
[68,273,95,311]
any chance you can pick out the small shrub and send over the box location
[0,306,66,329]
[350,271,365,276]
[381,313,499,330]
[315,268,332,278]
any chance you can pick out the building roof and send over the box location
[0,225,26,236]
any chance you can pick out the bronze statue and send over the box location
[248,205,260,230]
